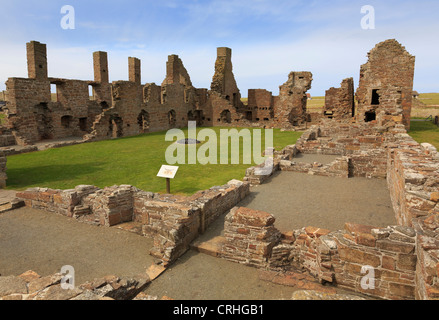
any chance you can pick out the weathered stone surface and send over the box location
[27,274,63,294]
[227,207,276,228]
[0,276,28,296]
[338,246,381,267]
[292,290,366,300]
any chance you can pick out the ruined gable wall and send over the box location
[356,39,415,130]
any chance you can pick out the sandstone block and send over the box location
[338,247,381,267]
[0,276,28,297]
[228,207,275,227]
[376,240,415,254]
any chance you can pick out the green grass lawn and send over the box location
[6,127,302,195]
[409,121,439,150]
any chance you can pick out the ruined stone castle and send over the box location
[0,42,314,149]
[2,39,439,301]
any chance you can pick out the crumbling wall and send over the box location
[4,42,112,146]
[209,47,248,127]
[210,47,243,108]
[0,270,150,300]
[387,132,439,227]
[219,118,439,300]
[323,78,355,120]
[247,89,275,122]
[215,205,420,300]
[3,41,318,147]
[274,72,313,128]
[356,39,415,130]
[16,180,250,266]
[0,151,7,188]
[294,120,390,179]
[222,207,282,268]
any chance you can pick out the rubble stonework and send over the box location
[323,78,355,120]
[214,118,439,300]
[3,39,437,300]
[16,180,250,265]
[1,41,314,151]
[0,270,150,300]
[355,39,415,130]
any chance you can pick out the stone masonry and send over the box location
[15,180,250,265]
[355,39,415,130]
[323,78,355,120]
[1,41,315,151]
[201,118,439,300]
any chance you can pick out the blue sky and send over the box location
[0,0,438,95]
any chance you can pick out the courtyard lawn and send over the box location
[409,121,439,150]
[6,127,302,195]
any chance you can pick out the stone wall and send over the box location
[216,120,439,300]
[274,72,313,128]
[222,207,282,268]
[0,151,7,188]
[3,42,317,149]
[294,120,395,179]
[355,39,415,130]
[247,89,275,122]
[387,135,439,227]
[323,78,355,120]
[16,180,250,265]
[280,156,350,178]
[215,206,427,300]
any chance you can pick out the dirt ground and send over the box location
[0,165,395,299]
[240,171,396,232]
[0,207,155,284]
[144,250,303,300]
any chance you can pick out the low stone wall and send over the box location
[413,218,439,300]
[279,156,350,178]
[16,180,250,265]
[215,206,433,300]
[387,139,439,227]
[210,119,439,300]
[243,147,289,186]
[133,192,202,264]
[221,207,281,268]
[0,270,150,300]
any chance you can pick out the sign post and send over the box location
[157,165,179,194]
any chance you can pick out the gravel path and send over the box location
[240,171,396,232]
[0,207,154,284]
[144,250,302,300]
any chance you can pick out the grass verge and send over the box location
[6,127,302,195]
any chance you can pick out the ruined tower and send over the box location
[356,39,415,130]
[274,71,313,127]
